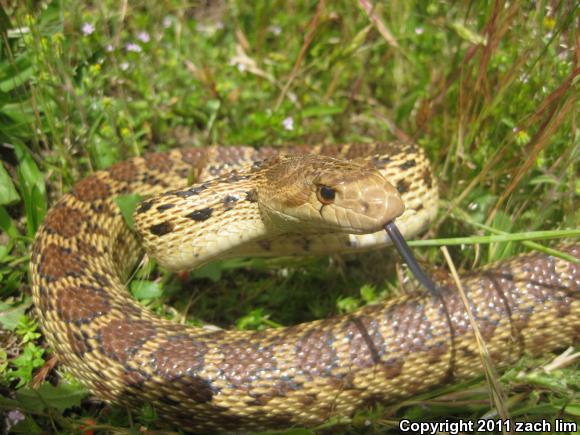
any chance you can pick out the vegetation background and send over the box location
[0,0,578,433]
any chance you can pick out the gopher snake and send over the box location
[30,143,579,432]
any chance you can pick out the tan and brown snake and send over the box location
[30,142,579,432]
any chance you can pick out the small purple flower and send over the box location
[6,410,25,431]
[282,117,294,131]
[106,44,114,52]
[163,16,173,29]
[82,23,95,36]
[137,32,150,43]
[125,43,142,53]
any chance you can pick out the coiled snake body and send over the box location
[30,143,579,432]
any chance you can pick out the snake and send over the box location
[30,142,579,432]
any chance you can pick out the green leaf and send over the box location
[336,296,359,314]
[0,101,36,125]
[15,383,88,413]
[13,144,47,236]
[131,280,164,300]
[0,162,19,205]
[529,174,559,186]
[15,315,40,343]
[91,134,120,169]
[301,105,343,118]
[0,301,30,330]
[257,429,316,435]
[0,348,7,372]
[10,416,42,434]
[0,244,10,261]
[0,66,34,93]
[564,404,580,416]
[191,262,223,283]
[450,21,487,45]
[0,5,12,34]
[360,284,377,303]
[465,191,497,224]
[236,308,269,330]
[488,210,514,262]
[0,393,19,410]
[115,194,143,230]
[0,53,30,87]
[517,370,570,391]
[139,402,159,424]
[8,343,44,388]
[0,206,20,238]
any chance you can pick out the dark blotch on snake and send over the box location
[72,175,111,202]
[372,155,392,169]
[257,240,272,251]
[294,238,311,252]
[396,179,410,194]
[422,168,433,188]
[157,203,175,212]
[137,201,153,214]
[223,172,250,183]
[149,222,173,236]
[92,272,111,287]
[57,285,111,324]
[160,395,181,406]
[186,208,213,222]
[399,159,417,170]
[142,173,168,187]
[38,244,84,281]
[223,195,239,210]
[174,183,209,198]
[246,189,258,203]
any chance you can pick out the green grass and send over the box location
[0,0,578,433]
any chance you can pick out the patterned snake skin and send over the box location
[30,143,579,432]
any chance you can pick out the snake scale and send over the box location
[30,142,579,432]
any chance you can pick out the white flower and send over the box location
[105,44,114,52]
[269,25,282,36]
[282,117,294,131]
[163,16,173,29]
[137,32,150,43]
[415,27,424,35]
[125,43,142,53]
[120,61,130,71]
[82,23,95,35]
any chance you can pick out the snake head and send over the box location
[260,154,405,234]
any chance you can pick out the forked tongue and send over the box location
[384,222,439,297]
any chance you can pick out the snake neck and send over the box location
[133,145,440,270]
[134,176,277,271]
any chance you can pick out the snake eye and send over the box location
[317,185,336,204]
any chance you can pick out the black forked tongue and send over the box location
[384,222,440,297]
